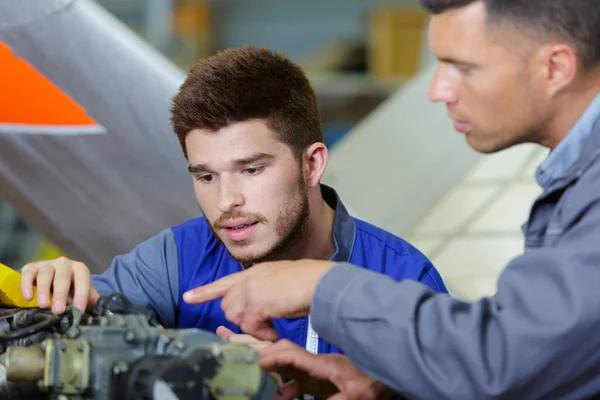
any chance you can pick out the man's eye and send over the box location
[244,166,264,175]
[195,174,214,183]
[456,64,473,75]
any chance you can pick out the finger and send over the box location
[278,381,302,400]
[220,288,238,317]
[261,346,336,383]
[270,372,283,387]
[20,263,40,300]
[226,334,273,351]
[216,325,235,339]
[259,339,296,358]
[88,287,101,310]
[249,341,272,351]
[223,304,246,327]
[35,265,56,309]
[71,262,91,314]
[259,342,310,371]
[182,273,243,304]
[226,334,260,344]
[221,283,247,326]
[51,261,73,314]
[241,318,279,342]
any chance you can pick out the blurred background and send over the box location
[0,0,547,300]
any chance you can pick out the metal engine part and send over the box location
[0,293,277,400]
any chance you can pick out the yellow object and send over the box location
[0,262,39,307]
[368,6,430,79]
[35,240,63,261]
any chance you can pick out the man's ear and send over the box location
[538,42,578,97]
[302,142,328,188]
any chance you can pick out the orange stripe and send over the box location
[0,41,98,126]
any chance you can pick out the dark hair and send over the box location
[170,45,323,159]
[420,0,600,69]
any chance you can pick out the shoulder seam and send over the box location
[355,224,445,292]
[354,224,411,258]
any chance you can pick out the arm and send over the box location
[311,202,600,399]
[92,228,179,328]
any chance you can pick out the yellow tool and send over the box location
[0,262,40,307]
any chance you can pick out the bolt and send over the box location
[124,331,136,343]
[210,343,222,358]
[175,341,185,350]
[159,334,171,344]
[77,343,84,352]
[120,362,129,374]
[40,342,47,351]
[113,361,129,375]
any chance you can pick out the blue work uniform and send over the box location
[93,185,448,355]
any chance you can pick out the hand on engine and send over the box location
[20,256,100,315]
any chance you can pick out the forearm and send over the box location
[311,256,600,399]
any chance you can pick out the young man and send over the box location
[20,46,447,355]
[185,1,600,399]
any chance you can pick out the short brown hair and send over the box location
[420,0,600,70]
[170,45,323,159]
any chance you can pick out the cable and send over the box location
[0,313,59,343]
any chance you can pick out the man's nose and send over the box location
[216,177,244,213]
[427,65,458,104]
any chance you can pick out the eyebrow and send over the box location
[437,56,476,67]
[188,152,274,174]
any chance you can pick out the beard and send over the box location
[208,175,310,268]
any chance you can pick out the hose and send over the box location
[0,313,59,343]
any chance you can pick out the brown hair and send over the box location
[170,45,323,159]
[420,0,600,70]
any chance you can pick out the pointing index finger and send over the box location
[182,272,243,304]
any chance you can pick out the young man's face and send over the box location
[186,119,309,267]
[427,1,550,153]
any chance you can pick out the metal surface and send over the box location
[0,0,198,273]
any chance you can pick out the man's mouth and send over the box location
[226,222,258,231]
[221,221,260,242]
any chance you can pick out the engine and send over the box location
[0,293,277,400]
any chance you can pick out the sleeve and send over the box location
[91,228,180,328]
[310,200,600,399]
[416,261,448,294]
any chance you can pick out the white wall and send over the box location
[405,144,547,300]
[322,64,482,238]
